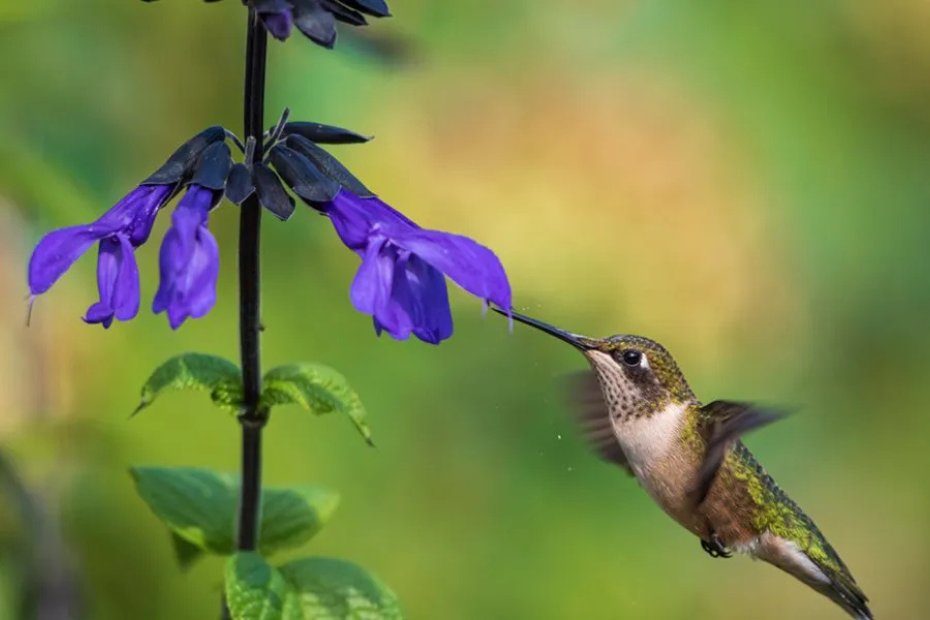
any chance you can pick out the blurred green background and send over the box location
[2,0,930,618]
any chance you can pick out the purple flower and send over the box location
[153,185,222,330]
[320,190,511,344]
[28,184,174,328]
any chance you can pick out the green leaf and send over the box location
[133,353,244,416]
[226,552,405,620]
[261,363,372,446]
[130,467,339,561]
[260,486,340,556]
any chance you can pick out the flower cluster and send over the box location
[29,117,511,343]
[29,126,229,329]
[141,0,391,49]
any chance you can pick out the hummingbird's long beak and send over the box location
[491,306,597,350]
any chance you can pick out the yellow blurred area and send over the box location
[378,69,798,356]
[2,1,930,618]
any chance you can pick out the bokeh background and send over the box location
[2,0,930,618]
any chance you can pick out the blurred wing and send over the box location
[337,28,417,67]
[567,371,633,476]
[690,400,787,506]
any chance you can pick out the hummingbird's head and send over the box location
[498,308,696,419]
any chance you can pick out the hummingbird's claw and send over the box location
[701,533,732,559]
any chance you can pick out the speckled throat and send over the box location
[583,345,696,422]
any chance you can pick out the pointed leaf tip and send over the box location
[261,362,373,445]
[133,353,243,416]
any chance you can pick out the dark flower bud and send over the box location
[142,126,227,186]
[269,144,340,202]
[225,163,255,205]
[321,0,367,26]
[190,142,233,192]
[282,121,372,145]
[256,0,388,48]
[336,0,389,18]
[284,135,373,198]
[292,0,337,49]
[253,0,294,40]
[141,0,390,47]
[253,163,296,221]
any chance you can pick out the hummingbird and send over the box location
[496,308,872,619]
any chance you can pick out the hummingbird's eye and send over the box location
[620,350,642,367]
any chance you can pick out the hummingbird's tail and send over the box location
[815,576,874,620]
[818,571,872,620]
[754,532,872,619]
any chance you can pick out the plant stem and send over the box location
[236,7,268,553]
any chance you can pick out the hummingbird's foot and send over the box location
[701,533,732,559]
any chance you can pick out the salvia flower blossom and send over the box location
[321,190,511,344]
[29,184,174,328]
[28,126,231,330]
[254,121,512,344]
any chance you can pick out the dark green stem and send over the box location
[236,6,268,553]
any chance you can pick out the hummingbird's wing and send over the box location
[567,371,633,476]
[689,401,787,506]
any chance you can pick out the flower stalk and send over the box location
[236,7,268,554]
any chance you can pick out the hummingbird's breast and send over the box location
[613,401,710,538]
[614,404,763,544]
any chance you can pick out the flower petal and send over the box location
[29,226,106,296]
[349,238,393,315]
[168,228,220,329]
[172,185,215,265]
[323,191,416,252]
[325,192,377,251]
[350,238,413,339]
[152,227,181,316]
[127,184,174,246]
[391,228,511,310]
[390,253,452,344]
[83,235,140,328]
[408,255,453,343]
[153,225,220,330]
[111,234,141,321]
[153,186,221,329]
[27,184,169,296]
